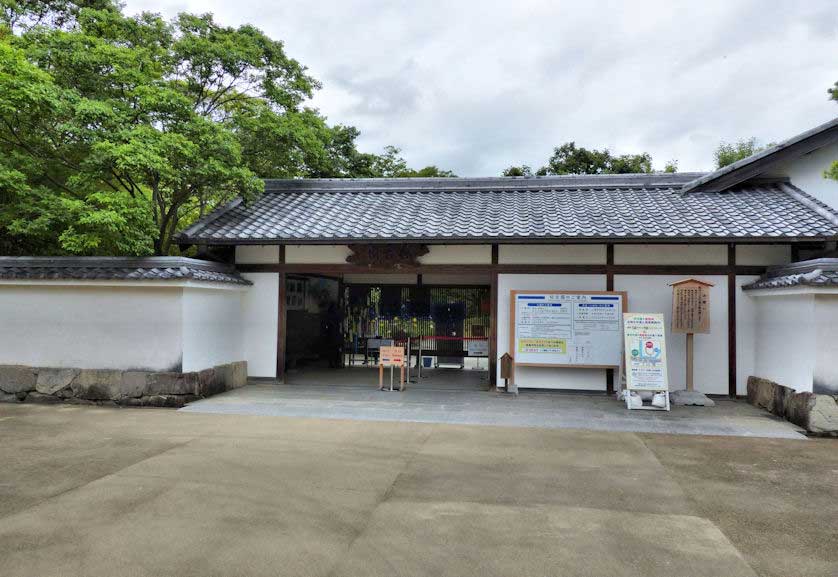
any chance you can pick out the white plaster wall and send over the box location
[498,245,606,264]
[419,245,492,264]
[813,294,838,394]
[614,275,729,395]
[181,287,244,372]
[615,245,727,265]
[235,245,280,264]
[0,285,183,371]
[735,276,760,396]
[750,293,815,392]
[773,140,838,210]
[497,274,607,390]
[285,245,351,264]
[241,273,278,377]
[735,245,791,266]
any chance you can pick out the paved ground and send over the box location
[182,381,807,439]
[1,402,835,577]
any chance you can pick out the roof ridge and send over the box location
[780,182,838,227]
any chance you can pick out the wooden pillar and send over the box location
[489,244,499,389]
[605,243,615,395]
[276,245,287,384]
[727,244,736,398]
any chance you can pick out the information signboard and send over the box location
[379,345,404,367]
[670,279,713,334]
[623,313,669,391]
[466,339,489,357]
[510,291,627,368]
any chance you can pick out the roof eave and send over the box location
[681,116,838,194]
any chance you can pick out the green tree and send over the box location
[825,84,838,182]
[1,1,434,256]
[502,165,533,177]
[714,138,765,169]
[502,143,657,176]
[366,146,456,178]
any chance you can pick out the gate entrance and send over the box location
[283,277,491,390]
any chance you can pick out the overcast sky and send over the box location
[125,0,838,176]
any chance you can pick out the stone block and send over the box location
[0,391,20,403]
[216,363,234,390]
[198,368,224,397]
[231,361,248,388]
[747,376,778,413]
[808,395,838,435]
[72,369,123,400]
[145,372,195,396]
[26,392,63,404]
[785,392,813,430]
[0,365,37,394]
[121,372,149,398]
[36,368,79,395]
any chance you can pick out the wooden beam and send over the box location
[277,272,286,383]
[727,244,737,398]
[605,243,615,395]
[276,245,287,383]
[237,262,767,276]
[489,244,499,389]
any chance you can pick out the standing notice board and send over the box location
[510,291,627,368]
[623,313,668,391]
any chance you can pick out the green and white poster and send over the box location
[623,313,668,391]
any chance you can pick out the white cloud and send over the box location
[124,0,838,175]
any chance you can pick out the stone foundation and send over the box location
[0,361,247,407]
[747,376,838,436]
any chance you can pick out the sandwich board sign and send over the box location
[379,345,404,367]
[623,313,669,411]
[378,345,406,392]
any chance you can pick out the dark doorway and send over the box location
[284,275,341,370]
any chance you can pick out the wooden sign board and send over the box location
[509,290,627,369]
[379,345,405,367]
[670,279,713,334]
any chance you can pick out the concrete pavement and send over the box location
[0,402,835,577]
[182,382,807,439]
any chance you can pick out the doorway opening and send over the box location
[283,277,491,390]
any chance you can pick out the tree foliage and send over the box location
[714,138,765,169]
[0,1,453,256]
[502,143,665,176]
[825,84,838,183]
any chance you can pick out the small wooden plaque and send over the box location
[670,279,713,334]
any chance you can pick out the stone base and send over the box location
[670,390,716,407]
[0,361,247,407]
[747,376,838,436]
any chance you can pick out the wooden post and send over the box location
[686,332,694,391]
[378,363,384,390]
[277,271,287,384]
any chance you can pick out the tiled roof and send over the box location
[0,257,251,285]
[177,175,838,244]
[743,258,838,290]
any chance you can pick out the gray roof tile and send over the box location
[177,175,838,244]
[743,258,838,290]
[0,257,250,285]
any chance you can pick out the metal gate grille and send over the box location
[343,285,490,359]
